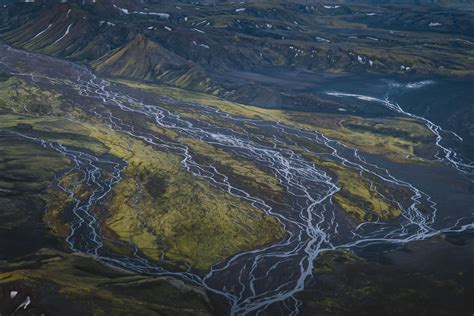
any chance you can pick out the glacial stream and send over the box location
[1,46,473,315]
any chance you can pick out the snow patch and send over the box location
[138,12,169,19]
[15,296,31,311]
[113,5,169,19]
[32,23,52,39]
[315,36,330,43]
[52,23,72,45]
[390,80,434,89]
[113,5,129,14]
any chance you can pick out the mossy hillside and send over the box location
[88,127,285,270]
[45,186,71,238]
[340,117,433,142]
[92,35,219,94]
[0,249,214,315]
[2,4,104,59]
[283,114,434,162]
[45,171,102,239]
[0,76,109,154]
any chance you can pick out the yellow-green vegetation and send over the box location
[0,137,69,195]
[115,79,434,162]
[45,187,71,237]
[0,113,107,241]
[317,116,433,161]
[0,77,80,117]
[88,126,285,270]
[341,117,432,141]
[145,123,283,198]
[271,139,401,221]
[92,35,218,94]
[0,114,109,155]
[111,80,424,221]
[179,136,282,194]
[0,249,214,315]
[0,77,58,113]
[45,171,95,238]
[324,159,400,221]
[114,79,284,120]
[0,112,285,271]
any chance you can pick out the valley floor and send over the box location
[0,42,472,315]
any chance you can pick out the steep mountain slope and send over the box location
[93,34,220,93]
[337,0,474,7]
[1,3,129,60]
[0,1,473,128]
[2,1,473,74]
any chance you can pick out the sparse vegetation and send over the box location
[0,249,214,315]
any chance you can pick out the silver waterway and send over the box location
[1,46,472,315]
